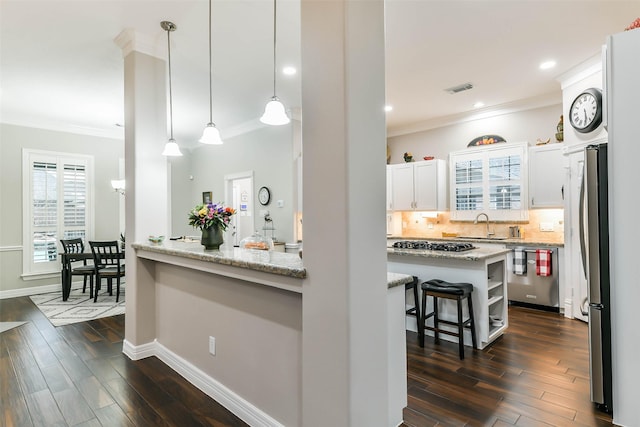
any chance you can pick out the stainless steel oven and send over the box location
[506,246,559,310]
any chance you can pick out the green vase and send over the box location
[201,227,224,250]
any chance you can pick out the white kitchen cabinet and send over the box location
[529,144,566,208]
[386,167,393,211]
[450,142,528,221]
[388,159,447,211]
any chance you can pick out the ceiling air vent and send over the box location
[444,82,474,94]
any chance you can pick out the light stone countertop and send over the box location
[387,272,415,289]
[133,241,412,288]
[388,236,564,248]
[132,241,307,279]
[387,245,510,261]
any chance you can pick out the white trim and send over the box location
[0,245,22,252]
[561,137,608,155]
[122,339,157,360]
[1,116,124,140]
[0,283,60,300]
[122,339,285,427]
[20,271,61,281]
[387,93,562,138]
[557,52,602,90]
[113,28,163,60]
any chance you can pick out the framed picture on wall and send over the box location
[202,191,212,204]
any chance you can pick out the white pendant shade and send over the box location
[260,97,290,126]
[199,123,223,145]
[162,139,183,156]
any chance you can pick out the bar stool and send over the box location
[420,279,477,359]
[405,276,422,342]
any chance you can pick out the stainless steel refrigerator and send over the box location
[579,143,612,413]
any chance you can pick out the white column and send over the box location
[301,1,391,425]
[114,29,170,348]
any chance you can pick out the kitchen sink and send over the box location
[456,236,508,241]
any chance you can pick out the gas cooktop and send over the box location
[391,240,476,252]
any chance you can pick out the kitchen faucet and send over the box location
[474,213,495,237]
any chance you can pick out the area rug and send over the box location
[30,285,125,327]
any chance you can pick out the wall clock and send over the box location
[569,88,603,133]
[258,186,271,205]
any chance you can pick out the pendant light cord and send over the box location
[166,26,175,140]
[208,0,213,123]
[272,0,277,98]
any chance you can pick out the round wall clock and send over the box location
[569,88,603,134]
[258,186,271,205]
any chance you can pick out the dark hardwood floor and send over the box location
[0,296,247,427]
[402,306,614,427]
[2,297,614,426]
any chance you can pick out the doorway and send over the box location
[224,171,254,247]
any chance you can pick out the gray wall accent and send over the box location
[154,263,302,426]
[0,123,123,292]
[173,125,295,244]
[387,104,563,164]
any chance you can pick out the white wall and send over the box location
[171,125,296,244]
[387,104,563,164]
[0,123,123,293]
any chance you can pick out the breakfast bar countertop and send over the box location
[132,241,307,278]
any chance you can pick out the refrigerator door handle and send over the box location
[579,163,588,280]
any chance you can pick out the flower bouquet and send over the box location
[188,202,236,231]
[188,202,236,250]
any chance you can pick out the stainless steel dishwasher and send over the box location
[506,246,559,310]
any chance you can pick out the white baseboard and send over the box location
[122,339,156,360]
[0,283,60,299]
[122,340,284,427]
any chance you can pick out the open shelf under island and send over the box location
[387,243,510,350]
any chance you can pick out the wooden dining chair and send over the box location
[89,240,125,303]
[60,238,95,298]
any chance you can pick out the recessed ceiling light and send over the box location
[282,66,297,75]
[384,105,393,112]
[473,102,485,108]
[539,60,556,70]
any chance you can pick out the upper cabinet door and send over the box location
[414,160,447,210]
[529,144,565,208]
[390,163,415,210]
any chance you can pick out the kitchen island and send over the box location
[388,243,510,350]
[130,241,413,427]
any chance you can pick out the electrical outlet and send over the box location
[539,222,554,232]
[427,223,434,229]
[209,336,216,356]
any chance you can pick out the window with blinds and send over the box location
[23,150,93,275]
[449,143,528,221]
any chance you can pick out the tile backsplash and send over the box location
[393,209,564,244]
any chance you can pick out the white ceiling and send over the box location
[1,1,639,148]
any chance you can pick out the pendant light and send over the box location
[199,0,223,144]
[260,0,290,126]
[161,21,183,157]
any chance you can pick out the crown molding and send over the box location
[114,28,164,59]
[387,92,562,138]
[556,52,602,90]
[1,116,124,140]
